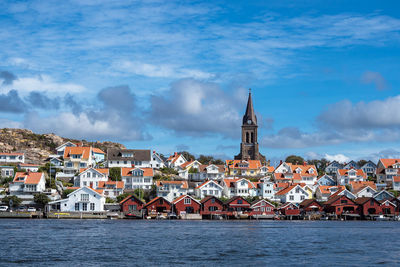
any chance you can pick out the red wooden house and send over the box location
[224,196,251,212]
[172,195,201,215]
[324,195,359,216]
[390,198,400,215]
[299,199,324,213]
[120,194,145,214]
[354,197,381,217]
[200,196,224,216]
[250,199,275,218]
[143,197,172,214]
[380,200,397,215]
[278,202,300,217]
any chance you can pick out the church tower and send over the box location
[234,89,265,162]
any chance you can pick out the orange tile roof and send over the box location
[64,147,91,160]
[317,185,336,195]
[223,178,256,189]
[98,180,124,189]
[380,158,400,168]
[19,163,39,167]
[337,168,366,178]
[0,152,24,156]
[180,161,194,169]
[289,163,318,176]
[225,160,262,169]
[92,148,105,154]
[79,168,109,175]
[144,196,171,208]
[13,172,43,184]
[274,172,302,181]
[155,180,188,189]
[275,184,299,196]
[393,176,400,182]
[121,167,154,177]
[350,181,377,192]
[274,182,290,189]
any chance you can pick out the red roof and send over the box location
[195,180,222,189]
[0,152,23,156]
[225,160,262,169]
[13,172,43,184]
[155,180,188,189]
[121,167,153,177]
[64,147,91,160]
[337,168,366,178]
[98,180,124,189]
[92,148,105,154]
[380,159,400,168]
[172,195,200,205]
[79,168,109,175]
[275,185,298,196]
[223,178,256,189]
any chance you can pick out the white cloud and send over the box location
[112,60,214,80]
[2,75,86,94]
[361,71,388,90]
[324,153,350,163]
[0,118,23,129]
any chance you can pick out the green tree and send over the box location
[160,167,178,175]
[285,155,304,165]
[109,167,122,181]
[106,197,116,203]
[198,155,214,164]
[178,151,195,161]
[357,160,367,168]
[62,189,75,198]
[116,192,131,203]
[2,195,22,207]
[34,193,50,208]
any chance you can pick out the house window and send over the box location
[301,196,305,200]
[211,198,215,203]
[83,182,87,186]
[289,195,294,201]
[341,199,347,204]
[237,199,243,204]
[266,207,271,212]
[295,188,300,193]
[75,203,79,211]
[81,194,89,202]
[82,203,88,211]
[90,203,95,211]
[129,205,137,211]
[184,198,191,204]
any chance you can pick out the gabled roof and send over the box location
[56,141,76,150]
[354,197,378,205]
[350,181,377,192]
[143,196,170,208]
[225,160,262,169]
[167,153,186,164]
[279,202,299,209]
[373,190,395,199]
[199,164,225,173]
[337,168,366,177]
[64,147,91,160]
[195,180,223,190]
[121,167,154,177]
[250,198,275,208]
[119,194,145,205]
[67,186,104,197]
[79,167,109,176]
[97,180,124,189]
[290,163,317,177]
[379,199,397,207]
[224,196,251,205]
[172,195,201,205]
[275,184,305,196]
[13,172,43,184]
[379,158,400,168]
[223,178,256,189]
[299,199,322,208]
[242,90,257,125]
[0,152,24,156]
[155,180,188,189]
[200,195,224,204]
[92,148,105,154]
[324,194,356,205]
[274,172,301,181]
[329,188,356,199]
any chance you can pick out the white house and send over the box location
[9,172,46,196]
[106,148,152,168]
[256,180,275,200]
[376,159,400,185]
[48,187,105,212]
[178,160,201,180]
[222,178,257,198]
[155,180,188,202]
[393,176,400,191]
[56,141,77,156]
[166,153,187,169]
[343,160,360,170]
[62,147,97,176]
[361,161,377,177]
[18,163,39,172]
[275,184,309,203]
[325,161,343,175]
[97,180,125,199]
[0,153,24,164]
[195,180,223,199]
[73,168,109,188]
[0,166,14,178]
[121,167,154,190]
[316,175,336,186]
[336,168,366,185]
[150,151,165,169]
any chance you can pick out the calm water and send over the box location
[0,219,399,266]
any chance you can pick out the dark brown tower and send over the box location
[234,89,265,162]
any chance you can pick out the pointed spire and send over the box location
[242,88,257,125]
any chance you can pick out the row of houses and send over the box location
[47,186,400,220]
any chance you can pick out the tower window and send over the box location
[251,132,254,143]
[246,132,249,143]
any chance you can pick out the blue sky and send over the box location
[1,0,400,164]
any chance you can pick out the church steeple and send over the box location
[235,88,265,163]
[242,89,257,125]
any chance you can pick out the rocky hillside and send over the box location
[0,128,126,164]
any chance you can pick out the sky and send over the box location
[1,0,400,164]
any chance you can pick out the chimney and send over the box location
[303,161,307,166]
[280,160,282,164]
[174,152,177,156]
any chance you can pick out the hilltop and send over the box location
[0,128,125,164]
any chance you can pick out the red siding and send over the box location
[201,197,224,215]
[250,200,275,215]
[174,196,201,215]
[145,197,172,213]
[356,198,381,216]
[225,197,251,212]
[121,196,144,212]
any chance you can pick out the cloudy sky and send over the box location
[1,0,400,163]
